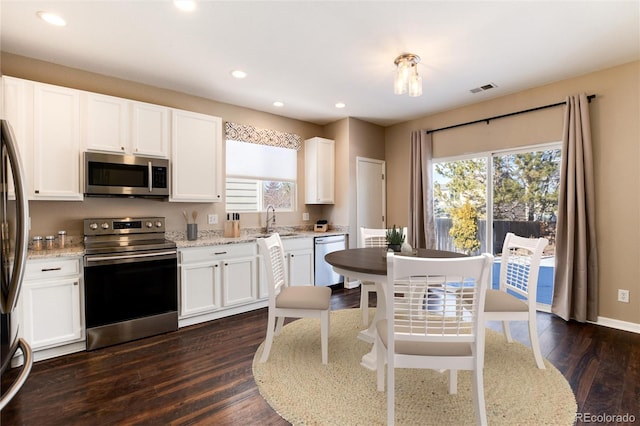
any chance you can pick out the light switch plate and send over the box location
[302,212,310,221]
[208,214,218,225]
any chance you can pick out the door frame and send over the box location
[356,156,386,245]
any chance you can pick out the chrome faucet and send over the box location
[265,205,276,234]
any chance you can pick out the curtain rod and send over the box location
[426,94,596,135]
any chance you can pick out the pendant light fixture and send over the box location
[394,53,422,97]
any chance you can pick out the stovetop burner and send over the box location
[83,217,176,255]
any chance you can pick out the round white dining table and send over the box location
[325,247,464,370]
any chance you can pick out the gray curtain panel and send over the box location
[409,130,436,249]
[552,93,598,322]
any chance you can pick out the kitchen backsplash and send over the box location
[26,198,334,239]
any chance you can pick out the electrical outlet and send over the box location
[208,214,218,225]
[618,289,629,303]
[302,212,310,221]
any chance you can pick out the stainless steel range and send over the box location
[83,217,178,351]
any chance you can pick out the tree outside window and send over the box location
[263,181,293,210]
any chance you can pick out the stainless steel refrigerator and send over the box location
[0,119,32,410]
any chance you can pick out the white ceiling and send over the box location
[1,1,639,127]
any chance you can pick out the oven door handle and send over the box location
[85,250,177,265]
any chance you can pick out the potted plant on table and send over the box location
[386,225,405,252]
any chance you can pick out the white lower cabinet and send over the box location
[284,237,314,287]
[20,257,84,361]
[222,255,258,306]
[258,237,315,298]
[179,243,262,327]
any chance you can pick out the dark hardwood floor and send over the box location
[2,287,639,425]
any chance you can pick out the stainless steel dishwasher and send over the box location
[314,235,346,286]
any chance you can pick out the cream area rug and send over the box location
[252,309,577,425]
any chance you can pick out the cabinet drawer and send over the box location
[180,243,256,264]
[25,258,81,280]
[282,237,313,251]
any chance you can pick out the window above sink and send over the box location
[225,139,297,213]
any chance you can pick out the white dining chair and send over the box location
[358,227,407,326]
[358,227,388,325]
[484,232,549,369]
[257,233,332,364]
[376,252,493,426]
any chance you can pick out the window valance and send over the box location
[225,122,302,151]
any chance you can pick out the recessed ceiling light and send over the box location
[335,102,346,109]
[231,70,247,79]
[174,1,197,12]
[36,11,66,27]
[273,101,284,108]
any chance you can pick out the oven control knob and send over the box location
[146,221,153,228]
[89,223,98,230]
[155,221,163,228]
[101,222,110,230]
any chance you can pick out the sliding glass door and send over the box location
[433,144,560,308]
[434,157,488,253]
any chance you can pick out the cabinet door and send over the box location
[305,137,335,204]
[1,77,32,198]
[222,256,257,306]
[33,83,82,200]
[22,277,82,349]
[180,262,221,318]
[131,101,169,157]
[84,92,129,153]
[257,253,269,299]
[315,139,335,203]
[170,109,222,202]
[287,248,314,286]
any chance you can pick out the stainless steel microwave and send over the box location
[84,152,169,198]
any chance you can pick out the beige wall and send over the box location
[323,118,350,228]
[385,61,640,326]
[347,118,385,247]
[323,118,385,247]
[1,52,329,236]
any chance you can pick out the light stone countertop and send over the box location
[171,229,348,249]
[27,244,85,260]
[26,228,349,258]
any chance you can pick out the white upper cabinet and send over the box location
[32,82,83,200]
[2,77,83,200]
[83,92,129,153]
[130,101,169,157]
[1,76,31,197]
[170,109,222,202]
[305,137,335,204]
[84,92,168,158]
[2,76,225,202]
[3,76,83,201]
